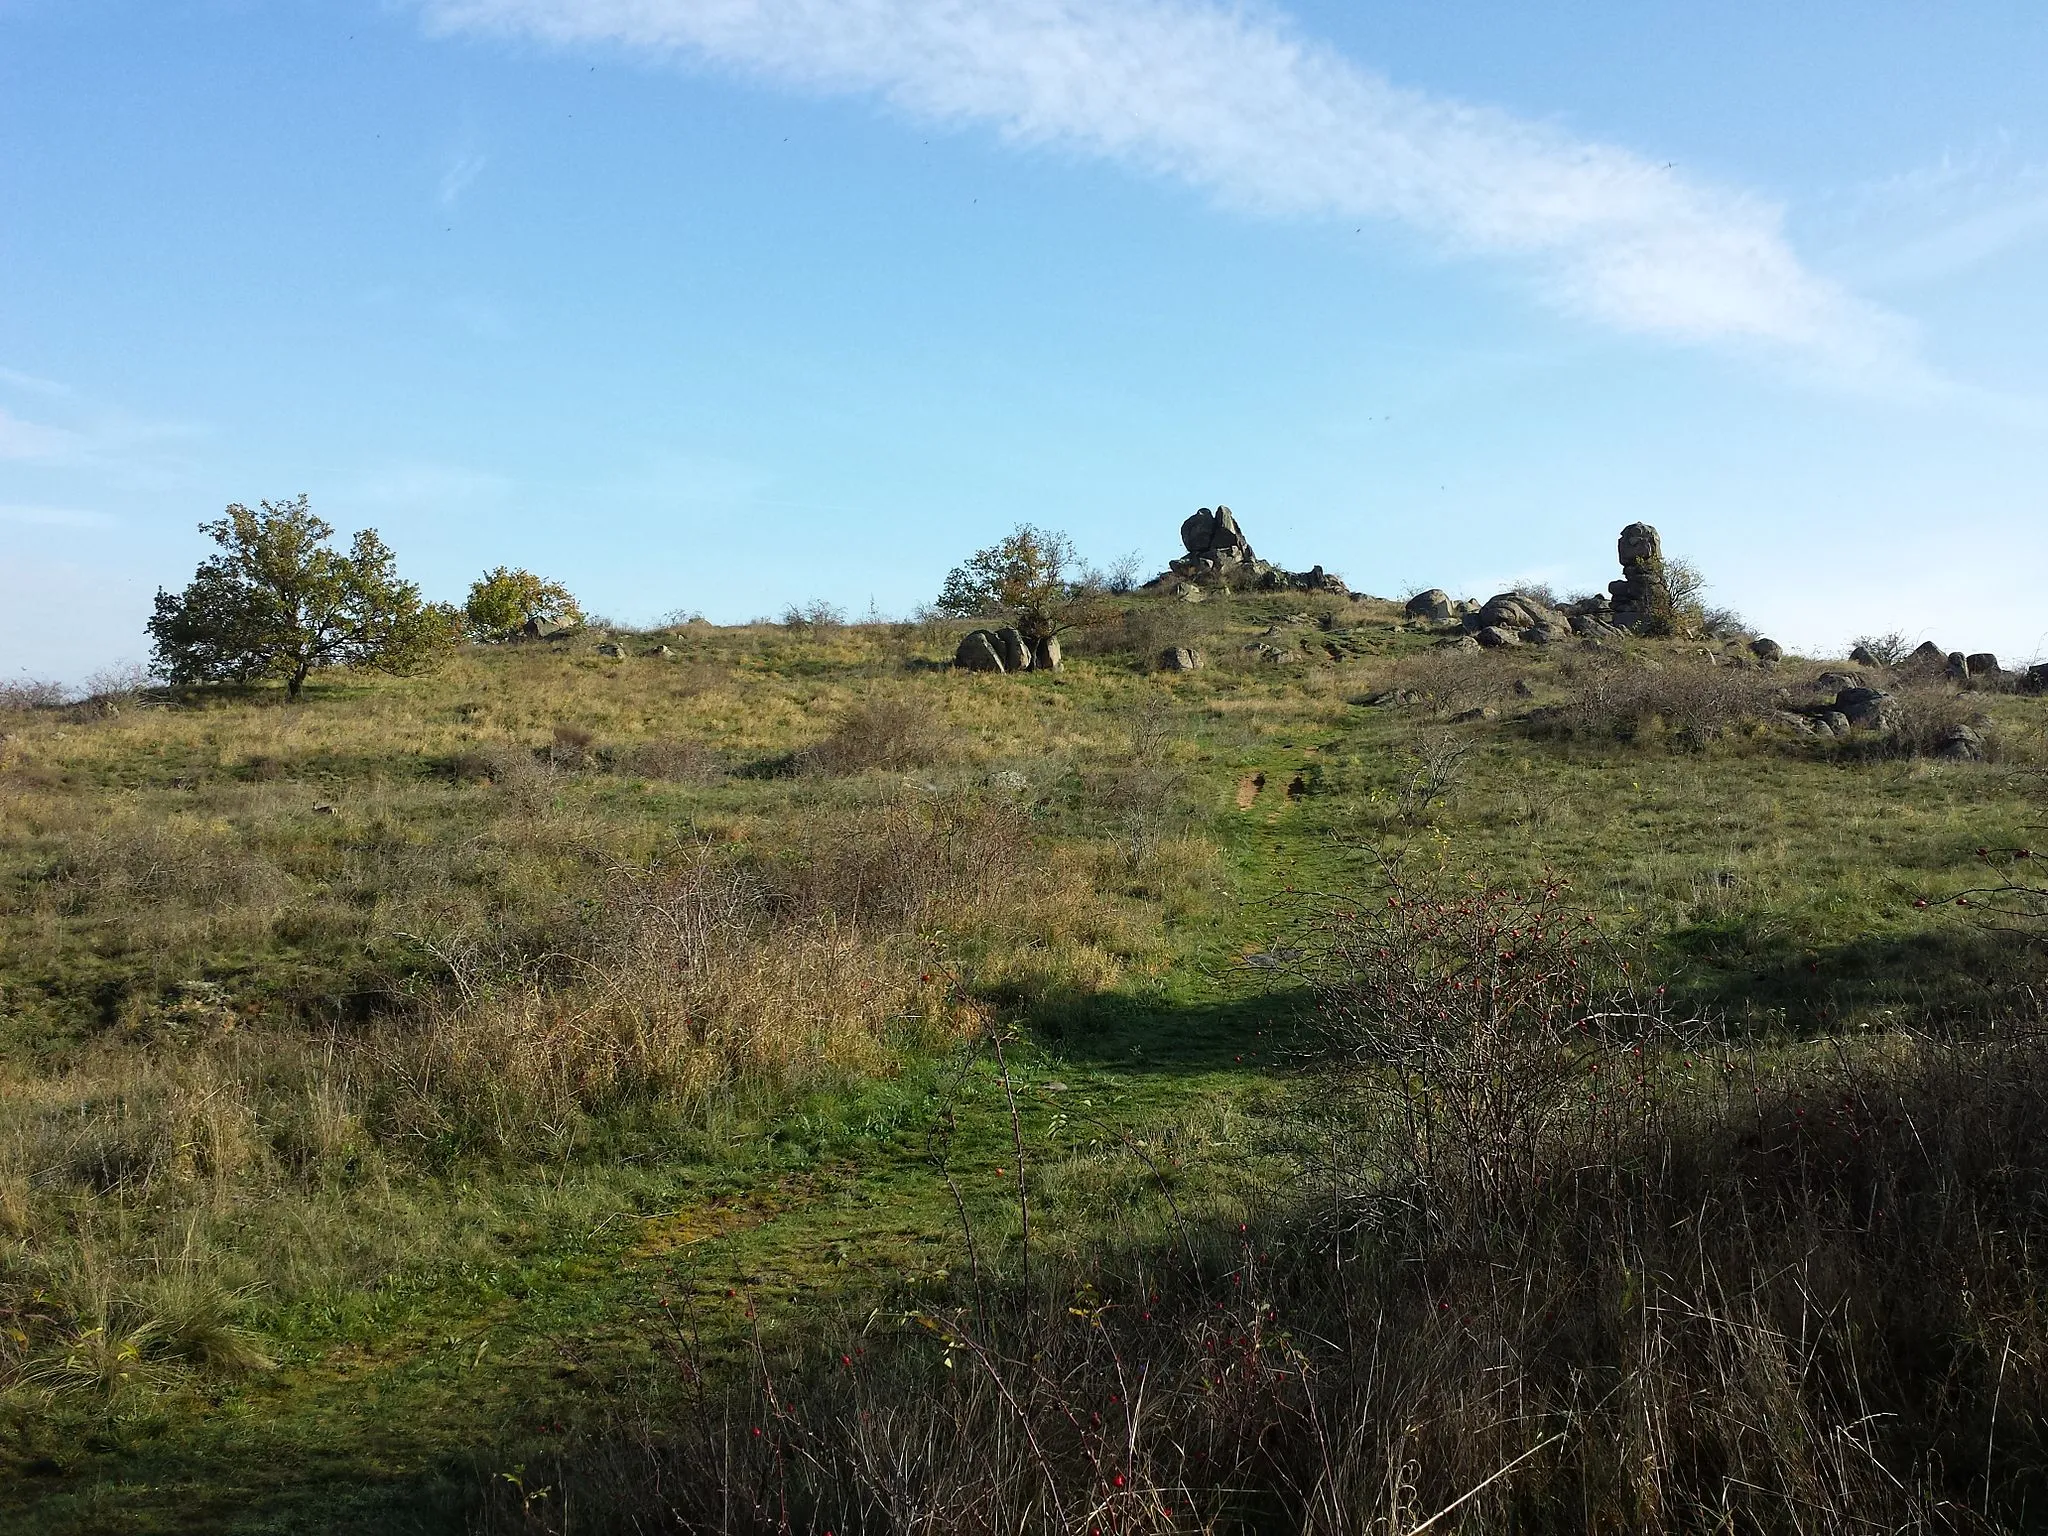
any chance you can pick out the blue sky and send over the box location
[4,0,2047,683]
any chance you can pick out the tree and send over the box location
[148,497,456,699]
[464,566,583,642]
[935,525,1104,669]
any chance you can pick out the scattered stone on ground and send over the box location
[594,642,626,659]
[1158,646,1203,672]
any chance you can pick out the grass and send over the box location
[0,597,2042,1530]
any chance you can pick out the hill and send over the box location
[2,586,2044,1533]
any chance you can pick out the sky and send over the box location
[4,0,2047,685]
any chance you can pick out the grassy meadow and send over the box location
[2,590,2045,1532]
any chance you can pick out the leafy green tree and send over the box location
[936,525,1104,668]
[148,497,456,699]
[463,566,583,642]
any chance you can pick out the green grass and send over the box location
[1,599,2041,1530]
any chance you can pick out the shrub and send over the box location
[1550,654,1779,746]
[781,599,847,634]
[1386,646,1515,715]
[608,738,723,783]
[801,697,951,776]
[0,679,67,712]
[1851,632,1913,667]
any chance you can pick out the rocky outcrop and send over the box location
[1609,522,1675,633]
[954,625,1059,674]
[1551,523,1678,637]
[1150,506,1351,596]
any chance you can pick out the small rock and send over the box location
[648,645,677,658]
[1450,706,1499,724]
[1849,644,1882,667]
[594,642,627,658]
[1749,638,1783,662]
[1474,625,1522,648]
[1158,646,1203,672]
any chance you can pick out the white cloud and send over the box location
[422,0,1909,376]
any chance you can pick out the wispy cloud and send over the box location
[0,405,82,462]
[439,147,489,205]
[1830,147,2048,291]
[422,0,1910,377]
[0,365,75,399]
[0,503,118,529]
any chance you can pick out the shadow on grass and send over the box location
[1012,982,1314,1076]
[1661,912,2045,1030]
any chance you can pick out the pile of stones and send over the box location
[1149,506,1352,596]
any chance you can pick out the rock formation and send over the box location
[1608,522,1675,633]
[1150,505,1351,596]
[953,624,1058,674]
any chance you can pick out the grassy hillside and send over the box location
[2,593,2043,1532]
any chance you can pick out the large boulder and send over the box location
[1159,646,1202,673]
[1474,625,1523,648]
[1405,589,1454,624]
[955,630,1006,672]
[1966,652,2002,678]
[1900,641,1949,677]
[1749,637,1783,662]
[992,626,1032,672]
[1179,505,1256,563]
[1034,635,1062,672]
[1467,592,1559,634]
[1936,724,1987,761]
[1834,687,1897,731]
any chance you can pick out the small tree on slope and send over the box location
[936,524,1103,669]
[148,497,455,699]
[463,566,582,642]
